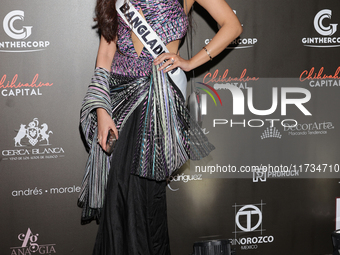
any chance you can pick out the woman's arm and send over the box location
[96,35,117,70]
[96,36,118,151]
[155,0,242,72]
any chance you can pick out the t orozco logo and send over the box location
[303,9,340,48]
[231,201,274,250]
[1,10,50,52]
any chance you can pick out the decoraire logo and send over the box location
[1,118,65,161]
[1,10,50,52]
[302,9,340,48]
[10,228,56,254]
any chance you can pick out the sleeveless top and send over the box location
[111,0,189,77]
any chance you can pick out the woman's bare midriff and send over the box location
[130,8,181,57]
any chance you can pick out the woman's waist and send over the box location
[111,52,153,77]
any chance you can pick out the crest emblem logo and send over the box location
[14,118,53,146]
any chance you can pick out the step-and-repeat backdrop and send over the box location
[1,0,340,254]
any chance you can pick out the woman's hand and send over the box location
[154,53,193,72]
[96,108,118,152]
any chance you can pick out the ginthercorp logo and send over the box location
[303,9,340,48]
[10,228,56,254]
[314,9,338,36]
[1,10,50,52]
[3,10,32,40]
[231,201,274,250]
[1,118,65,161]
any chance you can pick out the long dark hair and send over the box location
[94,0,118,43]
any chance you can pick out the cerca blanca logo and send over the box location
[231,201,274,250]
[10,228,56,255]
[1,10,50,52]
[1,118,65,161]
[302,9,340,48]
[14,118,52,146]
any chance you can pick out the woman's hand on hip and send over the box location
[154,53,192,72]
[96,108,118,152]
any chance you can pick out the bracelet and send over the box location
[203,46,213,61]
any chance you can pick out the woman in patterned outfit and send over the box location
[78,0,242,254]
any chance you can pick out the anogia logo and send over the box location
[10,228,57,254]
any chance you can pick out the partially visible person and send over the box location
[78,0,242,254]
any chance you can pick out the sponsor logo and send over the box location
[300,67,340,88]
[200,74,313,139]
[14,118,52,146]
[253,167,299,182]
[235,205,262,232]
[11,185,81,197]
[0,73,53,97]
[1,118,65,161]
[167,173,203,191]
[3,10,32,40]
[314,9,338,36]
[1,10,50,52]
[231,201,274,250]
[10,228,56,255]
[283,121,334,136]
[205,37,257,50]
[302,9,340,48]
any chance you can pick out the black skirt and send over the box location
[92,102,171,255]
